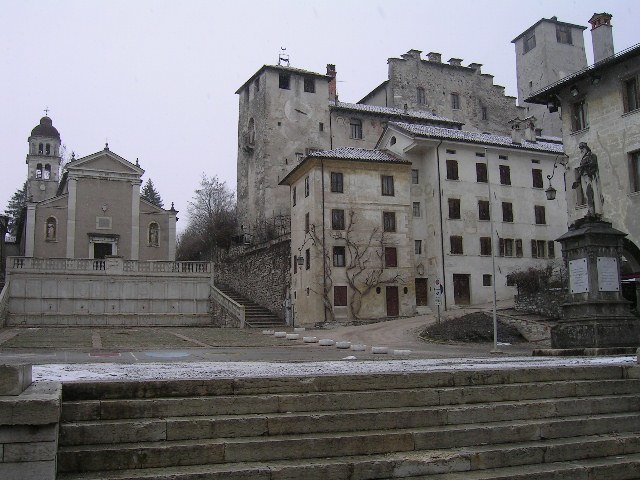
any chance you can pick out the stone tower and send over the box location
[512,17,588,137]
[26,115,62,203]
[235,65,332,238]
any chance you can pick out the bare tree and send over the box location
[302,211,404,321]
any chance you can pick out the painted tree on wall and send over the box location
[304,211,404,320]
[141,178,164,208]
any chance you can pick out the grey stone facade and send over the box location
[359,50,526,136]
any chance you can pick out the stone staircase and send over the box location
[215,283,285,328]
[56,365,640,479]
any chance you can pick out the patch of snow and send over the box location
[32,356,636,383]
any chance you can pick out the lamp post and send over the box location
[545,155,568,200]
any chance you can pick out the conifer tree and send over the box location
[3,181,28,237]
[141,178,164,208]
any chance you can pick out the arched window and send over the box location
[45,143,51,155]
[45,217,57,241]
[35,163,43,179]
[248,118,255,145]
[148,222,159,247]
[38,143,44,154]
[44,164,51,179]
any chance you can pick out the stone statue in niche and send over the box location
[46,218,56,240]
[572,142,603,217]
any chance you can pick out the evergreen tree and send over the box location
[141,178,164,208]
[3,181,28,237]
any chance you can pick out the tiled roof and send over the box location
[308,147,409,163]
[332,101,462,126]
[390,122,564,153]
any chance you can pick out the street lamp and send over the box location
[545,155,568,201]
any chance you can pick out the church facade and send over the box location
[22,116,177,261]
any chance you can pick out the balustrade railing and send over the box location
[210,285,245,327]
[7,257,212,275]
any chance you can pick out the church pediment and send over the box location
[66,149,144,179]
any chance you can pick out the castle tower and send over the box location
[512,17,588,137]
[26,115,62,202]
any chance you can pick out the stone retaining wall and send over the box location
[515,289,568,319]
[0,365,60,480]
[215,236,290,319]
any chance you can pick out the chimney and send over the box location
[427,52,442,63]
[468,63,482,73]
[589,13,614,63]
[448,58,462,66]
[327,64,337,102]
[401,49,422,61]
[523,116,537,142]
[509,118,523,144]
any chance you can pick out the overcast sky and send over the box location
[1,0,636,231]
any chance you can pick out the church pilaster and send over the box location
[131,181,141,260]
[24,203,37,257]
[66,177,77,258]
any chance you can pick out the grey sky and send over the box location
[1,0,636,231]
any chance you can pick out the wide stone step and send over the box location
[59,407,640,447]
[54,452,640,480]
[60,366,629,401]
[56,431,640,475]
[61,378,640,421]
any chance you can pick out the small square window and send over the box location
[384,247,398,268]
[478,200,490,221]
[334,286,347,306]
[279,73,291,90]
[499,155,508,160]
[450,236,463,255]
[304,77,315,93]
[483,274,492,286]
[534,205,546,225]
[476,163,488,183]
[411,169,419,184]
[415,240,422,255]
[499,165,511,185]
[556,24,572,45]
[331,209,345,230]
[446,160,459,180]
[383,212,396,232]
[451,93,460,110]
[412,202,421,217]
[319,122,324,132]
[448,198,461,219]
[446,149,456,155]
[333,246,346,267]
[381,175,394,196]
[330,172,343,193]
[502,202,513,222]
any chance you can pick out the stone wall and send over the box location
[515,289,568,319]
[0,365,60,480]
[216,236,290,320]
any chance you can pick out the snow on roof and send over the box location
[391,122,564,154]
[308,147,408,163]
[332,101,462,126]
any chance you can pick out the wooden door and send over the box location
[453,274,470,305]
[386,286,399,317]
[415,278,428,306]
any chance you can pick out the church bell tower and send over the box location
[26,114,62,203]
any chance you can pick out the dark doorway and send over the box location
[415,278,428,306]
[453,274,471,305]
[94,243,113,259]
[386,286,399,317]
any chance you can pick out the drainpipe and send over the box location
[321,159,327,323]
[435,139,447,310]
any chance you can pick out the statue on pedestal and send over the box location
[572,142,603,217]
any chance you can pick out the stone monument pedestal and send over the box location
[552,218,640,349]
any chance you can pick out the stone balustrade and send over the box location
[210,285,245,328]
[8,257,212,276]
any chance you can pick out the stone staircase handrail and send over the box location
[0,280,10,327]
[211,285,246,328]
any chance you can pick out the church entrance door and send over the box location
[94,243,113,259]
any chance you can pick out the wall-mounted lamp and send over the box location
[570,85,580,97]
[545,155,569,200]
